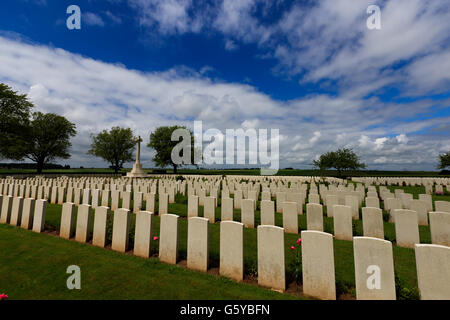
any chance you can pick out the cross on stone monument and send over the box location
[136,136,143,164]
[126,135,148,178]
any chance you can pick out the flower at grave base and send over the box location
[0,293,8,300]
[153,236,159,241]
[296,238,302,246]
[290,246,295,250]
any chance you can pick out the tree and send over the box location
[87,127,136,173]
[24,112,77,173]
[0,83,34,160]
[313,151,337,171]
[312,151,337,180]
[148,125,196,174]
[438,151,450,170]
[313,148,366,178]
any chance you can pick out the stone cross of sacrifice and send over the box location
[136,136,143,164]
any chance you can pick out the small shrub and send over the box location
[395,273,420,300]
[335,279,352,297]
[245,260,258,277]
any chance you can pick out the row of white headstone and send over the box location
[1,197,449,300]
[185,194,450,247]
[2,181,450,248]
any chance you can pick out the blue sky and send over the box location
[0,0,449,170]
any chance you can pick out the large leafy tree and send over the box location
[147,125,196,174]
[25,112,77,173]
[313,148,366,178]
[438,151,450,170]
[0,83,34,160]
[313,151,337,171]
[88,127,136,173]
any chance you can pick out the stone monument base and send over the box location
[126,162,149,178]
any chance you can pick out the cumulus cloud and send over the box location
[396,134,409,144]
[0,35,448,170]
[126,0,450,100]
[83,12,105,27]
[128,0,205,34]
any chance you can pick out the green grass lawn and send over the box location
[0,224,299,300]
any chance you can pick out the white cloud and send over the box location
[83,12,105,27]
[104,11,123,25]
[374,137,388,150]
[241,119,260,130]
[309,131,321,144]
[374,157,387,164]
[224,39,238,51]
[0,35,448,170]
[126,0,450,100]
[396,134,409,144]
[359,135,371,148]
[274,0,450,97]
[128,0,203,34]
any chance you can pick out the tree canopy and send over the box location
[0,83,34,160]
[313,148,366,177]
[147,125,195,173]
[88,127,136,173]
[25,112,77,173]
[438,151,450,170]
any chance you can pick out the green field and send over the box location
[2,184,447,300]
[0,224,298,300]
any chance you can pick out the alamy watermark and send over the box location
[171,121,279,175]
[66,5,81,30]
[66,5,381,31]
[366,265,381,290]
[367,5,381,30]
[66,265,81,290]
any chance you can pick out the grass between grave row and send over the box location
[0,224,299,300]
[41,184,448,299]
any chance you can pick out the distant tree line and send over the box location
[0,163,70,170]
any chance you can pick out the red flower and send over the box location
[153,236,159,241]
[0,293,8,300]
[296,238,302,245]
[290,246,295,250]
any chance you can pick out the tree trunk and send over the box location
[173,164,178,174]
[36,159,44,174]
[113,161,120,174]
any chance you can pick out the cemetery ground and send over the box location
[1,167,449,178]
[0,224,296,300]
[1,184,447,300]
